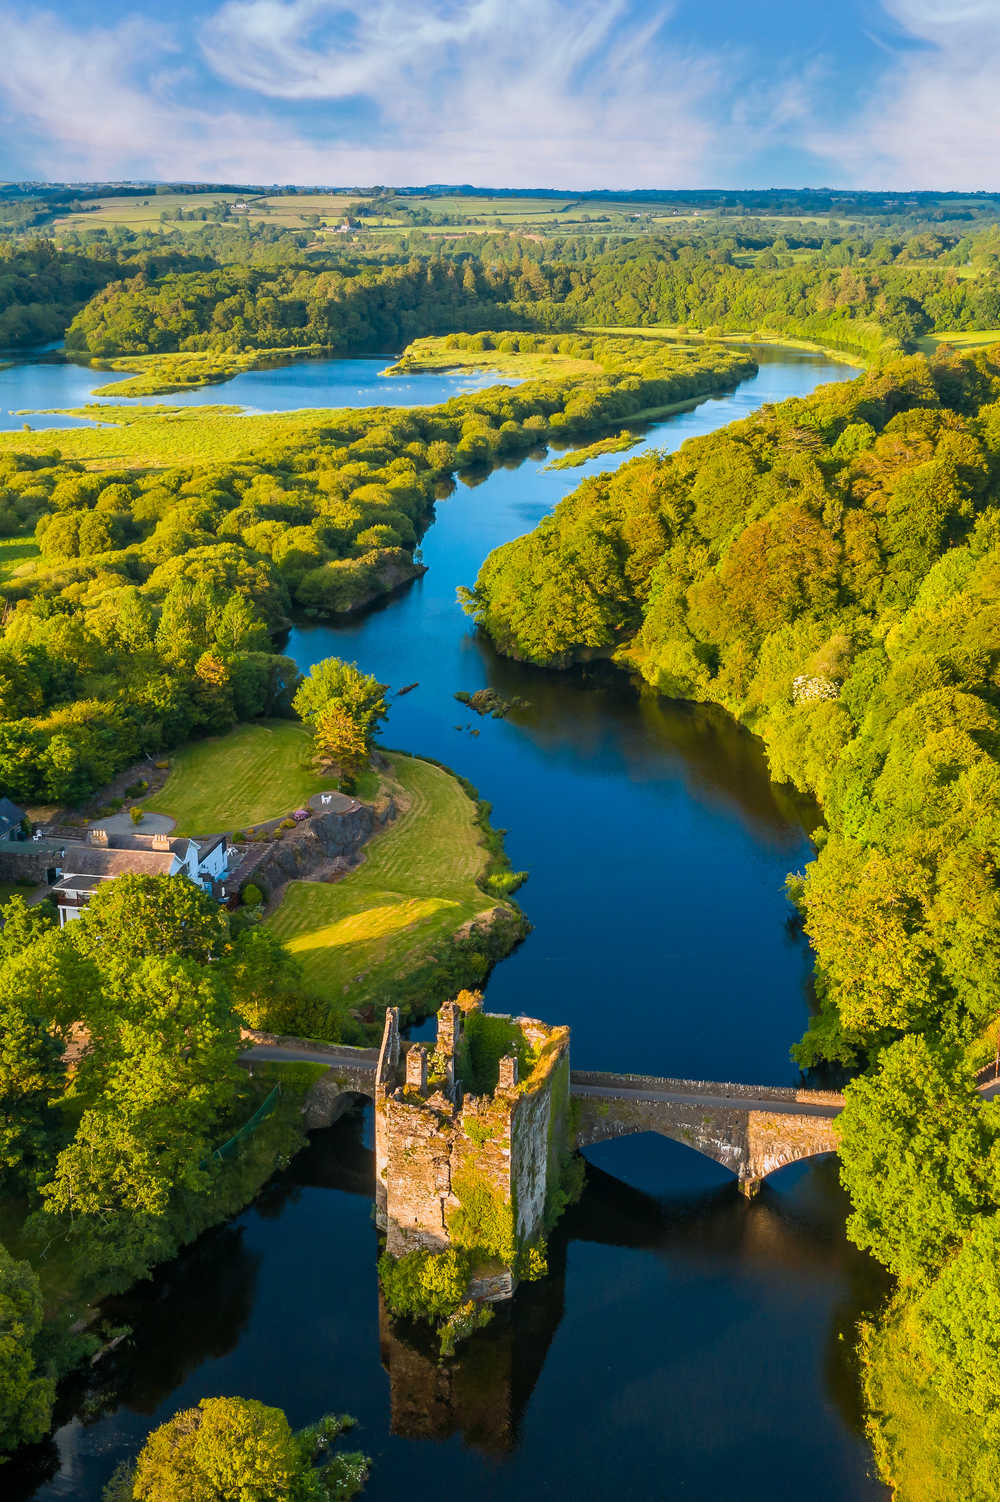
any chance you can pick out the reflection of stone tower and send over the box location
[378,1244,567,1453]
[374,999,571,1301]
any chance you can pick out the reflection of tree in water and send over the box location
[95,1224,261,1415]
[469,640,818,847]
[379,1257,567,1455]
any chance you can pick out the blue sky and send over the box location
[1,0,998,188]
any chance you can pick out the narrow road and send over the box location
[238,1043,378,1069]
[571,1082,842,1118]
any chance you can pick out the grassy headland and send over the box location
[267,753,522,1036]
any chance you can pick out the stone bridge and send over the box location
[570,1069,842,1195]
[239,1032,844,1195]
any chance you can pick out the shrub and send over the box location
[124,778,148,798]
[129,806,144,825]
[241,883,263,907]
[378,1246,471,1324]
[109,797,124,812]
[278,818,295,831]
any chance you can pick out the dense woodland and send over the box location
[465,344,1000,1493]
[3,191,1000,1491]
[0,337,751,805]
[2,209,1000,363]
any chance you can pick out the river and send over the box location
[6,348,889,1501]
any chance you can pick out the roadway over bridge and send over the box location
[239,1030,843,1195]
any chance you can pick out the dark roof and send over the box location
[0,797,25,833]
[62,847,177,878]
[52,874,110,894]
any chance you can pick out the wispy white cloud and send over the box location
[0,0,731,186]
[3,0,996,188]
[807,0,1000,188]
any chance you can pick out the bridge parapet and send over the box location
[571,1070,843,1195]
[239,1029,378,1129]
[571,1069,844,1108]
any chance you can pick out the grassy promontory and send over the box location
[267,751,527,1040]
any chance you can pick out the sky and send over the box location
[1,0,999,190]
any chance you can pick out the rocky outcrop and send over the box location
[253,795,397,905]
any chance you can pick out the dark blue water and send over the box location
[0,354,512,431]
[9,347,889,1502]
[287,351,851,1079]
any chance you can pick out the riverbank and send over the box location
[0,1060,324,1368]
[583,323,873,367]
[79,344,332,397]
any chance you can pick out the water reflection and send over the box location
[10,1089,886,1502]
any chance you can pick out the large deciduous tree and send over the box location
[293,657,387,774]
[0,1241,54,1455]
[837,1035,1000,1283]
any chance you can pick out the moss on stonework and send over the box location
[447,1170,517,1266]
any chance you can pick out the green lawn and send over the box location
[145,721,330,834]
[916,329,1000,353]
[267,754,494,1022]
[0,536,39,581]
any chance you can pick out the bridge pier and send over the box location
[738,1174,761,1199]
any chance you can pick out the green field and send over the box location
[0,536,39,581]
[916,328,1000,353]
[1,402,349,467]
[267,754,495,1021]
[145,721,330,834]
[53,191,238,232]
[386,334,599,380]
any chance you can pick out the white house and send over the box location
[51,829,231,925]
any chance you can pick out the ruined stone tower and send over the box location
[374,997,571,1301]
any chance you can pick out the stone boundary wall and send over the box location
[570,1069,844,1108]
[240,1028,379,1065]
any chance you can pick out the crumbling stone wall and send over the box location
[374,1001,571,1301]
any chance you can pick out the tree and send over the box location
[916,1213,1000,1426]
[0,985,64,1189]
[293,657,388,742]
[313,703,369,777]
[837,1035,1000,1283]
[0,1241,55,1454]
[68,875,231,1002]
[293,658,387,772]
[42,954,241,1219]
[126,1397,368,1502]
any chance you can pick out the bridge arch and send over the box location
[571,1075,841,1195]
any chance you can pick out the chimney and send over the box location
[498,1054,518,1090]
[88,828,108,846]
[151,833,171,851]
[405,1044,427,1093]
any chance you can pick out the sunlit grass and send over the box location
[266,754,492,1018]
[144,721,330,834]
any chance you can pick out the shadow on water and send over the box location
[9,1107,888,1500]
[9,346,887,1500]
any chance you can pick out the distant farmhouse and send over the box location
[51,829,230,925]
